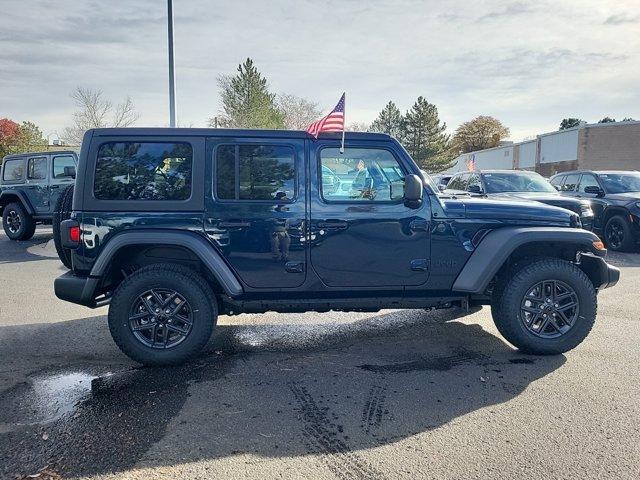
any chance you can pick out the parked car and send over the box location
[55,128,618,365]
[432,173,453,192]
[550,170,640,251]
[443,170,595,230]
[0,150,77,240]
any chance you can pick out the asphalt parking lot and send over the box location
[0,227,638,479]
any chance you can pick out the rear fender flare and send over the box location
[0,190,35,215]
[90,229,243,297]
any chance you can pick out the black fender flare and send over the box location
[0,190,35,215]
[451,227,602,293]
[90,229,243,297]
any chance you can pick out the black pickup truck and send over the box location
[54,128,619,365]
[0,150,77,240]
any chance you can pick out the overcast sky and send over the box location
[1,0,638,142]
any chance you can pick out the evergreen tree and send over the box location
[212,58,284,129]
[559,118,584,130]
[369,101,403,139]
[401,96,454,173]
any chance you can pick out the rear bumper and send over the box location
[54,271,105,307]
[579,252,620,290]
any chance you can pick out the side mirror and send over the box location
[584,185,604,196]
[438,184,446,192]
[404,174,423,208]
[63,165,76,179]
[467,184,483,194]
[553,185,561,191]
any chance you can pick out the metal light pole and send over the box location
[167,0,176,127]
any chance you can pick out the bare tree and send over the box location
[63,87,140,144]
[347,121,370,132]
[276,93,322,130]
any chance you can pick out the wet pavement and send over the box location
[0,227,639,479]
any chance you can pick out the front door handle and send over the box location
[317,220,348,230]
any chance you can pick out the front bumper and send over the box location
[578,252,620,290]
[54,271,105,307]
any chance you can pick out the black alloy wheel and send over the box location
[520,280,578,338]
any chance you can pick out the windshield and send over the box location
[483,172,556,194]
[598,173,640,194]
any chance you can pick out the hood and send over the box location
[602,191,640,203]
[490,192,587,215]
[442,197,576,226]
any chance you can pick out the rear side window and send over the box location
[215,144,295,201]
[52,155,76,179]
[562,173,580,192]
[550,175,565,188]
[27,157,48,180]
[2,159,24,181]
[94,142,192,200]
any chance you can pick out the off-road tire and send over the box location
[108,264,217,366]
[491,258,597,355]
[52,185,74,269]
[2,202,36,241]
[604,214,634,252]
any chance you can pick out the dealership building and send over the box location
[448,120,640,176]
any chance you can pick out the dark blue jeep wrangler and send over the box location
[55,128,619,365]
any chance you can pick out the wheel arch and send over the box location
[91,229,243,298]
[602,206,630,226]
[0,190,35,215]
[452,227,603,294]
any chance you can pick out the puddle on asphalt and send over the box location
[0,371,97,430]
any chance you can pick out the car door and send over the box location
[25,156,49,213]
[49,154,77,213]
[205,136,306,289]
[309,140,430,288]
[576,173,607,230]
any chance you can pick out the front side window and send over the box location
[562,174,581,192]
[550,175,565,188]
[447,173,469,191]
[578,174,600,193]
[215,144,295,201]
[94,142,192,200]
[2,159,24,181]
[27,157,47,180]
[320,148,405,202]
[52,155,76,179]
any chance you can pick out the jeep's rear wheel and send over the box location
[2,202,36,240]
[52,185,74,269]
[491,258,596,355]
[108,264,216,366]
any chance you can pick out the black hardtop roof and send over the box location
[88,127,392,141]
[3,150,77,160]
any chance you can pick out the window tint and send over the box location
[94,142,192,200]
[2,159,24,181]
[467,174,480,191]
[447,173,469,191]
[320,148,405,202]
[27,157,47,180]
[215,144,295,201]
[550,175,565,188]
[562,173,580,192]
[53,155,76,179]
[578,174,600,193]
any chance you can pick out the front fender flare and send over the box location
[90,229,243,297]
[451,227,602,293]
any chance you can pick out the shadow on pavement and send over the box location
[0,229,56,265]
[0,308,565,478]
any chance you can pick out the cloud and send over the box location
[477,2,534,22]
[603,13,640,25]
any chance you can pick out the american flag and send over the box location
[466,154,476,171]
[307,93,345,139]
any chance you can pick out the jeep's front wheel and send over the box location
[491,258,596,355]
[108,264,217,366]
[2,202,36,241]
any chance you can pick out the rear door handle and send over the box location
[218,221,251,228]
[317,220,348,230]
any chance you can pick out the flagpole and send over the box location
[340,92,346,154]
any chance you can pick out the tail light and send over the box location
[61,219,81,248]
